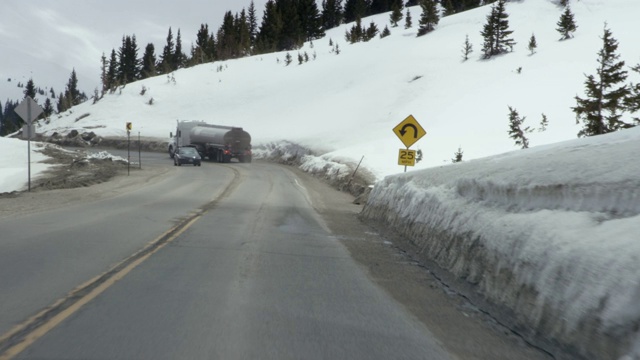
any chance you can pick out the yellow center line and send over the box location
[0,215,201,360]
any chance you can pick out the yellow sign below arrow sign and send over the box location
[393,115,426,148]
[397,149,416,166]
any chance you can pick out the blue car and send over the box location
[173,147,201,166]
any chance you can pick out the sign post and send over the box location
[14,97,44,191]
[126,122,132,176]
[392,115,426,172]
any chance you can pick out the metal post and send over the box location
[138,132,141,169]
[27,106,31,192]
[127,131,130,176]
[347,155,365,189]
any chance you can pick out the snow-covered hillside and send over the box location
[2,1,639,358]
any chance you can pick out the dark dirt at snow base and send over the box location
[29,145,130,192]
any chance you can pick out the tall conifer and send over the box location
[573,26,631,137]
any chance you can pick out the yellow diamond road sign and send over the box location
[393,115,426,148]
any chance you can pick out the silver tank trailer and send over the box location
[189,126,252,162]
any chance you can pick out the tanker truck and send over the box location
[169,120,252,163]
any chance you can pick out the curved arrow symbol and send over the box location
[399,124,418,138]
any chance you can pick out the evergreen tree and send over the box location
[158,27,175,74]
[370,0,391,14]
[65,69,82,106]
[217,11,237,59]
[508,106,531,149]
[389,0,403,28]
[248,1,259,45]
[117,35,140,84]
[24,78,36,100]
[100,52,108,92]
[346,17,364,43]
[381,25,391,38]
[452,147,463,163]
[194,24,216,64]
[364,21,379,41]
[43,98,54,117]
[299,0,325,41]
[174,29,186,69]
[1,100,19,136]
[556,6,577,40]
[404,8,412,29]
[343,0,368,24]
[627,63,640,123]
[462,34,473,61]
[417,0,439,36]
[573,26,631,137]
[480,0,514,58]
[539,113,549,132]
[277,0,304,50]
[106,49,118,90]
[321,0,343,30]
[559,0,569,7]
[256,0,282,53]
[141,43,157,79]
[284,52,293,65]
[56,92,68,113]
[238,10,253,56]
[528,33,537,55]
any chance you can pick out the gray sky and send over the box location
[1,0,274,96]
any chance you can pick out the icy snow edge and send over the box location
[361,128,640,360]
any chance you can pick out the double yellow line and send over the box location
[0,165,241,359]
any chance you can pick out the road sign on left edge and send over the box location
[15,97,44,125]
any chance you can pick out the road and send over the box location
[0,151,552,359]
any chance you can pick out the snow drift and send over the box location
[361,128,640,360]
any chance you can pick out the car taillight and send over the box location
[224,150,231,155]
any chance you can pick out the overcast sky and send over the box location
[1,0,274,97]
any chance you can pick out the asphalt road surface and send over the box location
[0,151,552,360]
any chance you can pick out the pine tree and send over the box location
[539,113,549,132]
[627,63,640,123]
[381,25,391,38]
[106,49,118,90]
[158,27,175,74]
[248,1,259,45]
[24,78,37,100]
[364,21,379,41]
[573,26,631,137]
[100,53,108,92]
[452,147,463,163]
[508,106,531,149]
[299,0,325,41]
[141,43,157,79]
[321,0,343,30]
[389,0,403,28]
[528,33,537,55]
[43,98,54,117]
[256,0,282,54]
[284,52,293,65]
[65,69,82,106]
[343,0,368,24]
[173,29,186,69]
[480,0,514,58]
[194,24,216,64]
[556,6,577,40]
[417,0,439,36]
[117,35,140,84]
[462,34,473,61]
[404,8,413,29]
